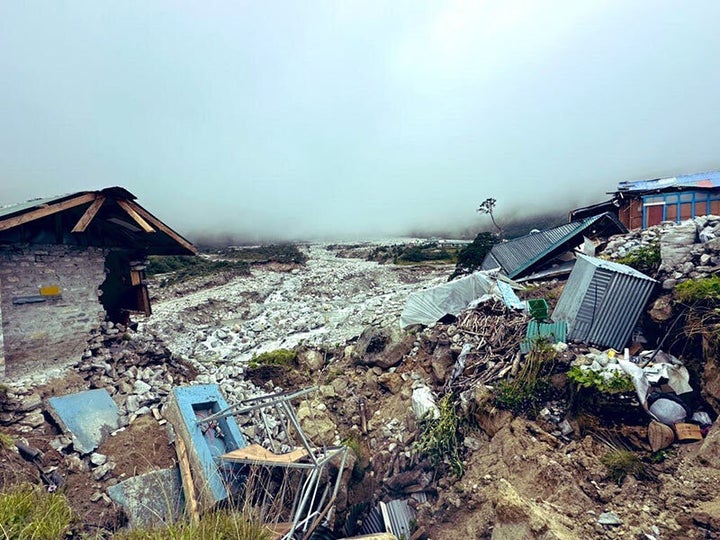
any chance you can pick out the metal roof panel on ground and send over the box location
[520,320,568,354]
[482,213,626,279]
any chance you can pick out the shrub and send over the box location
[0,483,74,539]
[217,244,308,265]
[492,336,556,416]
[414,394,464,478]
[0,431,13,449]
[249,349,297,369]
[147,256,250,286]
[455,232,500,273]
[566,366,635,394]
[395,244,456,264]
[615,242,660,275]
[675,275,720,303]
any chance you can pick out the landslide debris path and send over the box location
[142,243,448,365]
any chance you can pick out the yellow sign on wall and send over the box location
[39,285,61,296]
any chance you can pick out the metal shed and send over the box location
[551,254,656,351]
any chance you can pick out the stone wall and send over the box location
[0,279,4,377]
[0,244,108,378]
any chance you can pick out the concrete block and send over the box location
[47,389,120,454]
[107,467,184,529]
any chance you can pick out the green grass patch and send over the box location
[147,256,250,286]
[248,349,297,369]
[367,242,457,265]
[0,483,74,539]
[567,366,635,394]
[0,431,13,449]
[492,337,556,416]
[414,394,464,478]
[600,449,648,485]
[675,275,720,302]
[114,510,271,540]
[615,242,660,275]
[217,244,308,265]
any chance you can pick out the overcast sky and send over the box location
[1,1,720,241]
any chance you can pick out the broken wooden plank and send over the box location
[221,443,308,464]
[71,194,106,232]
[175,436,199,524]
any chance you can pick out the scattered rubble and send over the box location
[2,230,720,539]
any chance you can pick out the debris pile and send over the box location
[433,300,526,388]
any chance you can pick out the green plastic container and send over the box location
[527,298,549,321]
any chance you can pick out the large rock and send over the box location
[697,421,720,468]
[702,356,720,414]
[354,326,411,369]
[297,401,337,445]
[660,221,697,271]
[431,347,455,384]
[296,348,325,371]
[649,295,673,322]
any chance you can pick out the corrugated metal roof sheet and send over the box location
[521,320,568,353]
[617,170,720,193]
[572,253,654,280]
[0,195,73,219]
[552,254,656,351]
[482,213,626,278]
[379,500,416,539]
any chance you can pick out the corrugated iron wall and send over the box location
[553,255,656,351]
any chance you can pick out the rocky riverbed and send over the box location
[141,243,449,368]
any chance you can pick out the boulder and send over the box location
[660,221,697,270]
[649,295,673,322]
[430,347,455,384]
[297,348,325,371]
[491,479,575,540]
[702,355,720,414]
[355,326,412,369]
[297,401,337,445]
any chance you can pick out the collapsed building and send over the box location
[0,187,196,379]
[479,212,627,281]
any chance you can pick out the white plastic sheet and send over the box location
[400,272,521,328]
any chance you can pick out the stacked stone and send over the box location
[603,216,720,289]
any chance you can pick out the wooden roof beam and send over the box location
[116,199,155,233]
[0,193,97,233]
[123,200,197,254]
[71,195,106,233]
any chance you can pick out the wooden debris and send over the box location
[448,300,527,390]
[674,422,703,442]
[648,420,675,451]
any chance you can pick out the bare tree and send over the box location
[477,197,502,236]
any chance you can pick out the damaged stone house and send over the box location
[571,169,720,230]
[0,187,196,379]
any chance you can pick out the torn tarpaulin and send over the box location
[400,271,523,328]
